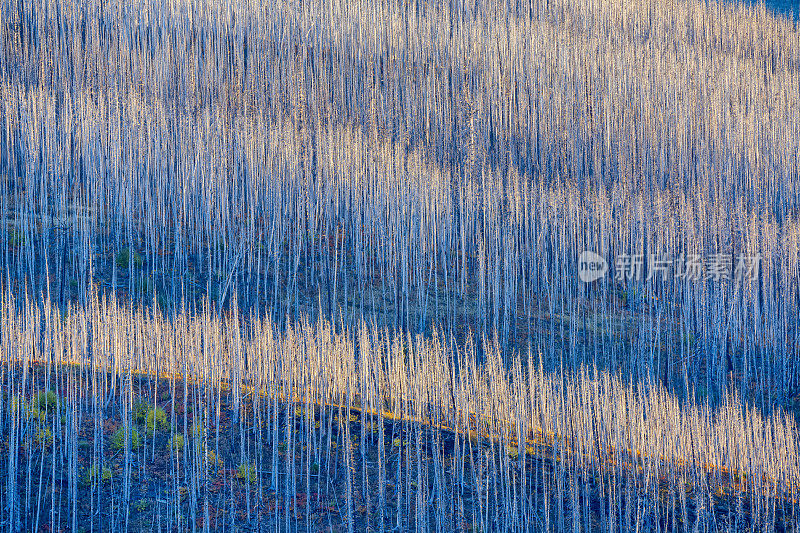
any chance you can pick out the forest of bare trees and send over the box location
[0,0,798,529]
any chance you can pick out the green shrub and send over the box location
[8,229,24,247]
[84,464,112,485]
[168,433,185,453]
[157,294,169,313]
[34,427,53,447]
[116,248,143,270]
[191,420,205,439]
[190,422,220,471]
[8,397,21,416]
[26,404,44,422]
[132,400,150,424]
[8,397,44,422]
[37,390,59,413]
[204,448,221,471]
[236,464,257,484]
[111,426,141,451]
[116,248,130,269]
[146,407,168,436]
